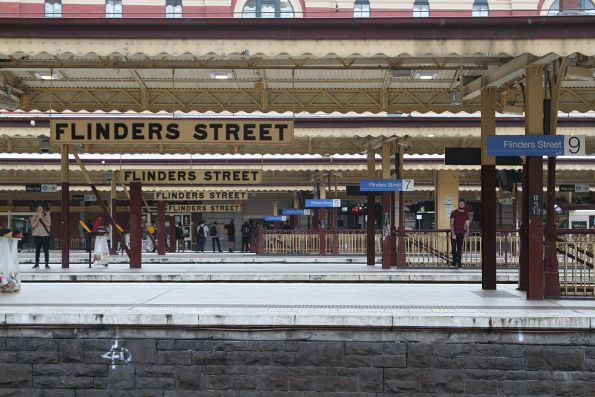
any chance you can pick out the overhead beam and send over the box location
[463,53,561,101]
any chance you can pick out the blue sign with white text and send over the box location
[305,199,341,208]
[264,216,287,222]
[281,208,311,216]
[487,135,564,157]
[360,179,407,192]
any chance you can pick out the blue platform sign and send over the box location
[281,208,311,216]
[305,199,341,208]
[264,215,287,222]
[360,179,414,192]
[487,135,585,157]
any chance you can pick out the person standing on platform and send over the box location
[450,199,470,268]
[175,222,184,252]
[31,204,51,269]
[225,219,236,252]
[241,222,252,252]
[196,220,208,252]
[210,221,222,253]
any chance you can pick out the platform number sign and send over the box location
[564,136,585,156]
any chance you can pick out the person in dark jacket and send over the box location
[240,222,252,252]
[225,219,236,252]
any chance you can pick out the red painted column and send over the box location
[544,156,560,297]
[61,182,70,268]
[156,201,166,256]
[169,215,176,253]
[481,164,497,289]
[109,195,117,255]
[331,206,339,255]
[390,191,397,267]
[60,147,70,268]
[367,192,376,266]
[518,164,528,291]
[256,225,264,254]
[319,208,326,256]
[526,156,544,299]
[129,181,142,268]
[381,192,392,269]
[397,191,406,268]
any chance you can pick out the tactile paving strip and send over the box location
[2,303,594,310]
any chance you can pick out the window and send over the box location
[354,0,371,18]
[472,0,489,16]
[241,0,294,18]
[106,0,123,18]
[44,0,62,18]
[413,0,429,17]
[548,0,595,15]
[166,0,183,18]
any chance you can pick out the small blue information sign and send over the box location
[281,209,311,216]
[360,179,414,192]
[305,199,341,208]
[264,216,287,222]
[487,135,564,157]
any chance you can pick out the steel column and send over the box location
[390,191,397,267]
[481,86,497,290]
[525,64,545,300]
[381,142,392,269]
[156,201,166,256]
[395,147,406,267]
[366,150,376,266]
[60,146,69,268]
[129,181,142,268]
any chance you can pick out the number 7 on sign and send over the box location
[403,179,415,192]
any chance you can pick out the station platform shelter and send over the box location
[0,16,594,298]
[0,15,594,396]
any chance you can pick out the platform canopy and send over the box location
[1,17,595,115]
[1,16,595,160]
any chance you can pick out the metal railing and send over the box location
[263,229,522,267]
[557,230,594,297]
[263,230,320,255]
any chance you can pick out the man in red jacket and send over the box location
[450,199,469,269]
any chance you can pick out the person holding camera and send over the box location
[31,204,51,269]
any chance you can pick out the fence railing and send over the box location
[263,229,522,267]
[556,230,594,297]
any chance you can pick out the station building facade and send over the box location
[1,0,594,18]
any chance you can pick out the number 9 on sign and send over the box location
[564,135,585,156]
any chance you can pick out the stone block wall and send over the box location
[0,327,593,396]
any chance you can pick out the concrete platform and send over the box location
[17,251,519,283]
[17,262,520,283]
[1,283,593,330]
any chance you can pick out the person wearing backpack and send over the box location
[196,220,208,252]
[210,221,222,253]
